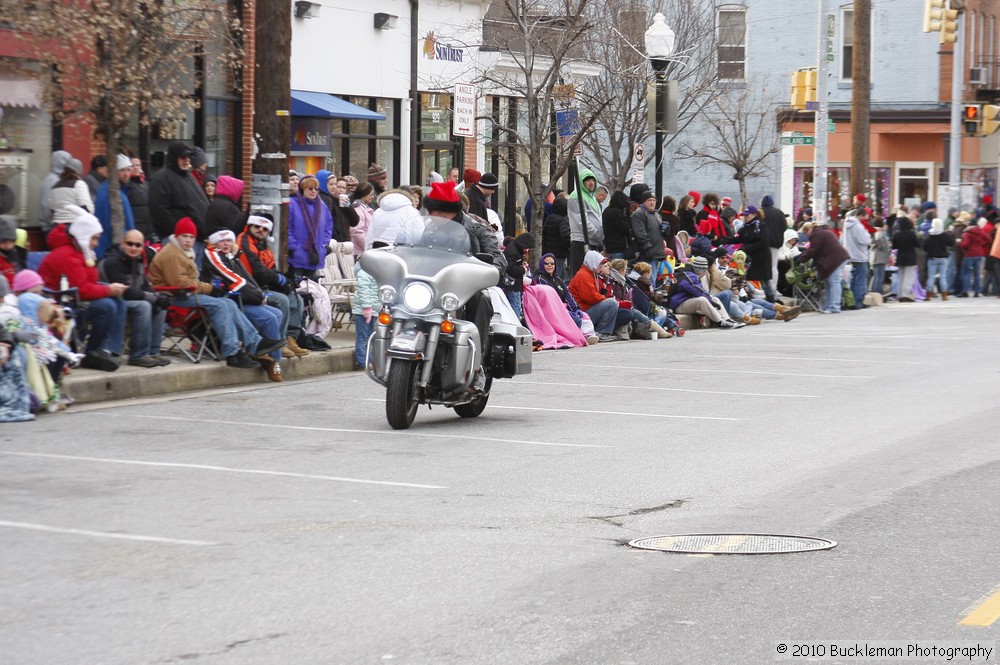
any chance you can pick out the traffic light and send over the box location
[790,67,817,110]
[963,103,981,135]
[982,104,1000,135]
[939,5,959,43]
[925,0,960,44]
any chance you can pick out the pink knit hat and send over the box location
[12,269,44,293]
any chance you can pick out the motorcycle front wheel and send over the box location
[386,359,420,429]
[453,376,492,419]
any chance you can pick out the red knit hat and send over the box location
[175,217,198,237]
[463,168,481,185]
[425,181,463,213]
[688,190,701,206]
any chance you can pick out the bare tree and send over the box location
[8,0,241,237]
[476,0,612,232]
[578,0,722,193]
[674,80,783,206]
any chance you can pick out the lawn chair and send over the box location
[318,241,356,331]
[154,286,221,363]
[786,261,823,312]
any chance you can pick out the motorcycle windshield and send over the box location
[411,217,472,254]
[391,217,475,278]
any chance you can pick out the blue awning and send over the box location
[291,90,385,120]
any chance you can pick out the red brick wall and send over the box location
[239,0,256,205]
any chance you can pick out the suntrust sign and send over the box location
[422,32,464,63]
[291,118,331,154]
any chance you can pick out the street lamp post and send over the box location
[645,12,675,204]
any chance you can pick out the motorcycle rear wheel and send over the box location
[386,359,420,429]
[453,377,492,418]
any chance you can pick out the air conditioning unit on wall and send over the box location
[970,67,988,85]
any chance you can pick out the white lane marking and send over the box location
[692,342,911,350]
[0,451,447,489]
[83,413,605,449]
[486,404,740,421]
[677,353,922,365]
[355,399,738,421]
[508,379,817,399]
[575,363,875,379]
[0,519,219,546]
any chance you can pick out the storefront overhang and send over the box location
[0,72,42,108]
[291,90,385,120]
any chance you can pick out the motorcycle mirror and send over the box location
[474,253,495,265]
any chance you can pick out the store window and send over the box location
[0,64,51,230]
[793,165,891,219]
[415,92,459,187]
[290,97,400,185]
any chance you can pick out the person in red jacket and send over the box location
[958,221,991,296]
[38,205,127,371]
[568,250,628,341]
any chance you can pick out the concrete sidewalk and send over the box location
[62,329,359,404]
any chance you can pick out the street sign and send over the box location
[828,121,836,132]
[634,143,645,164]
[452,83,476,138]
[250,174,282,205]
[805,101,820,111]
[780,136,815,146]
[556,109,580,138]
[631,168,644,184]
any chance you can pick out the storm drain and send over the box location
[628,533,837,555]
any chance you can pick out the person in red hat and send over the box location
[148,217,285,370]
[423,180,504,350]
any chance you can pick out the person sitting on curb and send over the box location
[101,229,171,367]
[668,256,744,329]
[237,215,309,358]
[202,229,285,382]
[722,252,800,322]
[38,205,127,371]
[532,252,596,341]
[608,258,670,339]
[568,251,633,342]
[148,217,284,371]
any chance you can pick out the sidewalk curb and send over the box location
[63,346,357,404]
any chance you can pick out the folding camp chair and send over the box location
[154,286,221,363]
[786,261,823,312]
[318,242,356,331]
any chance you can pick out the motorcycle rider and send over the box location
[422,181,506,356]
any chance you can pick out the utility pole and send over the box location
[850,0,871,205]
[252,0,291,268]
[813,2,834,226]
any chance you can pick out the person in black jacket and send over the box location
[759,194,787,294]
[148,141,210,242]
[101,230,170,367]
[202,229,285,381]
[892,217,920,301]
[719,206,775,300]
[501,232,535,320]
[204,175,246,237]
[922,217,955,299]
[126,157,156,242]
[603,190,634,261]
[541,197,571,277]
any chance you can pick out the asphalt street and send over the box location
[2,298,1000,665]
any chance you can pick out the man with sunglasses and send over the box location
[102,229,171,367]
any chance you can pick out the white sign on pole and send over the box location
[634,144,645,164]
[631,168,645,184]
[453,83,476,138]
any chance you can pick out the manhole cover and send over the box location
[628,533,837,555]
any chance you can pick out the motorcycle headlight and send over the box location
[439,292,460,312]
[402,282,434,311]
[378,285,397,304]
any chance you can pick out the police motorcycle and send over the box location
[359,217,532,430]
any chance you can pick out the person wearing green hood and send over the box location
[575,166,602,215]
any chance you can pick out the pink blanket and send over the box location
[522,284,588,349]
